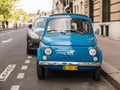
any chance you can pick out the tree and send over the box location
[12,9,28,22]
[0,0,19,21]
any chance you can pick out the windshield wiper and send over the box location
[64,30,84,34]
[47,30,58,32]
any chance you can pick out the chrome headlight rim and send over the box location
[89,48,97,56]
[44,47,52,55]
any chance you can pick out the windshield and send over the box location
[47,18,92,34]
[34,17,47,29]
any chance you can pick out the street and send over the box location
[0,27,116,90]
[97,36,120,70]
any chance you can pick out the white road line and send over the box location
[25,60,30,64]
[0,64,16,81]
[21,65,28,70]
[11,85,20,90]
[17,73,25,79]
[27,56,32,59]
[2,38,13,44]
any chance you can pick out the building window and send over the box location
[74,6,76,13]
[70,2,73,13]
[102,0,110,22]
[89,0,94,22]
[80,2,83,14]
[77,5,79,13]
[56,1,59,7]
[67,0,69,4]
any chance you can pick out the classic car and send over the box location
[37,14,102,81]
[27,16,48,54]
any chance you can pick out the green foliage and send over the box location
[12,9,28,22]
[0,0,19,21]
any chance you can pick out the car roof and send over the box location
[50,13,88,17]
[38,16,49,18]
[48,13,92,22]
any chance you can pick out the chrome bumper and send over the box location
[39,61,101,66]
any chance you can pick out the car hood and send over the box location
[33,28,44,35]
[42,34,96,46]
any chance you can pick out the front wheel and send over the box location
[93,66,101,81]
[27,47,32,54]
[37,61,45,80]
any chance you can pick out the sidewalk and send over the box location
[0,26,23,33]
[96,35,120,89]
[0,28,14,31]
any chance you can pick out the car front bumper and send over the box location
[39,61,101,66]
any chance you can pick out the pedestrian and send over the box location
[6,20,9,28]
[2,21,5,29]
[14,22,17,29]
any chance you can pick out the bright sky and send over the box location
[17,0,53,14]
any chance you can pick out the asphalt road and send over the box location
[0,27,116,90]
[97,36,120,70]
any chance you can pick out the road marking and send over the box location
[27,56,32,59]
[25,60,30,64]
[0,64,16,81]
[17,73,25,79]
[2,38,13,44]
[11,85,20,90]
[21,65,28,70]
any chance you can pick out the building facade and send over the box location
[52,0,120,40]
[52,0,64,14]
[63,0,73,13]
[73,0,85,14]
[52,0,73,14]
[85,0,120,41]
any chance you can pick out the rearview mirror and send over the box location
[28,24,32,29]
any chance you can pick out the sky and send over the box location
[17,0,53,14]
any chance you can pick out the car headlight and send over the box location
[44,48,52,55]
[89,48,97,56]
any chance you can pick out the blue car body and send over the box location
[37,14,102,71]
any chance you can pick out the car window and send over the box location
[47,18,92,34]
[34,17,47,28]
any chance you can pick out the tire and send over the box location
[37,61,45,80]
[93,66,101,81]
[27,40,33,54]
[27,46,32,54]
[27,37,32,54]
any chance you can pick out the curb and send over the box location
[0,28,16,32]
[101,61,120,90]
[0,27,23,32]
[96,35,120,42]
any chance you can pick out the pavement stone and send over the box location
[102,58,120,90]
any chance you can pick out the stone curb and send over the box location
[101,61,120,90]
[0,27,23,32]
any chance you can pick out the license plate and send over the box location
[64,66,78,70]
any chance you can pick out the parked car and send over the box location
[37,14,102,81]
[27,16,48,54]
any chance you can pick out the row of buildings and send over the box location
[28,11,52,23]
[52,0,120,41]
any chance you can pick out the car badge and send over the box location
[67,51,74,56]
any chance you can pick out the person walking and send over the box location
[2,21,5,29]
[6,20,9,28]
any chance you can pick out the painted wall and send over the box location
[93,22,120,41]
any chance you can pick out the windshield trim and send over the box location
[46,17,92,34]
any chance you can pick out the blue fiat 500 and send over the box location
[37,14,102,81]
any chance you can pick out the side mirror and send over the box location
[28,24,32,29]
